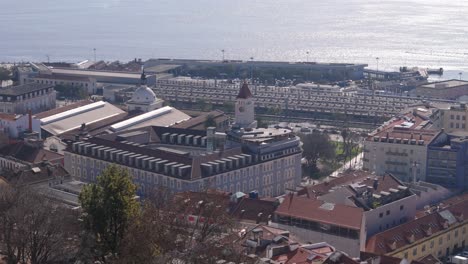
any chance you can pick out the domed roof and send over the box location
[131,85,157,104]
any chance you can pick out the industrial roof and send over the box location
[110,106,190,132]
[51,68,147,79]
[419,79,468,89]
[39,101,125,136]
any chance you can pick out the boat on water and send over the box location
[427,67,444,75]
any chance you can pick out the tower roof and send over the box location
[237,82,253,99]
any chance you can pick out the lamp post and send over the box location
[250,57,254,83]
[459,72,463,80]
[221,49,225,61]
[306,51,310,63]
[376,57,380,72]
[93,48,96,62]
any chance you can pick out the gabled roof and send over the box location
[231,197,278,223]
[237,82,253,99]
[366,198,468,254]
[275,194,364,230]
[0,141,63,164]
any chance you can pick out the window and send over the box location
[400,205,404,210]
[404,252,408,259]
[379,212,383,218]
[386,210,390,215]
[455,230,459,238]
[422,244,426,252]
[439,237,443,245]
[451,115,454,120]
[413,248,417,256]
[457,115,460,120]
[430,240,434,248]
[447,234,451,241]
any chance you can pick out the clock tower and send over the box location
[234,81,257,129]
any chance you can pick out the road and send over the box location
[302,152,364,186]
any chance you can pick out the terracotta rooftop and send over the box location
[34,100,93,119]
[367,112,438,143]
[231,197,278,224]
[0,141,63,165]
[275,194,364,230]
[0,113,20,121]
[298,170,407,205]
[366,198,468,255]
[237,82,253,99]
[3,163,69,186]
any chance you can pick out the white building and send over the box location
[126,73,164,112]
[0,83,56,114]
[233,82,257,129]
[0,113,41,139]
[64,83,302,198]
[363,112,440,182]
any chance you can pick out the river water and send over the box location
[1,0,467,78]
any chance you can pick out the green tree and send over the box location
[79,165,139,257]
[0,67,11,81]
[299,132,335,176]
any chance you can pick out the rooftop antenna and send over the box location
[46,54,50,63]
[221,49,225,61]
[93,48,97,62]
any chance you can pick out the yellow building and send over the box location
[366,195,468,261]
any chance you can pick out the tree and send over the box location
[204,114,217,128]
[341,128,360,166]
[299,132,335,175]
[79,165,139,258]
[0,67,11,81]
[0,185,79,264]
[118,188,243,264]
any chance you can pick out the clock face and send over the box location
[239,106,245,112]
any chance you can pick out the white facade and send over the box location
[363,139,428,182]
[126,86,164,112]
[0,114,41,138]
[0,88,56,114]
[64,151,302,198]
[29,76,98,94]
[235,96,256,128]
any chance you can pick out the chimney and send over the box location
[28,109,32,132]
[373,178,379,190]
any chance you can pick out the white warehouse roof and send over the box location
[110,106,190,132]
[39,101,125,136]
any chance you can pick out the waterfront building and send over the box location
[63,83,302,197]
[414,80,468,100]
[0,83,56,114]
[363,111,440,182]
